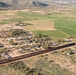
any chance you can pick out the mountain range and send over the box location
[0,0,76,9]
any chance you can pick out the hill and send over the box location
[1,0,76,4]
[23,1,48,7]
[0,1,11,7]
[0,0,49,9]
[0,0,76,9]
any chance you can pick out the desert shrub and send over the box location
[9,61,43,75]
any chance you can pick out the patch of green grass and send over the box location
[16,12,49,20]
[10,17,32,22]
[0,20,10,25]
[0,11,6,14]
[56,27,76,36]
[55,20,76,29]
[9,13,48,22]
[33,30,67,38]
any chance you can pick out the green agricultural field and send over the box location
[0,20,10,24]
[0,10,76,38]
[56,27,76,36]
[11,12,49,22]
[10,11,76,38]
[33,30,68,38]
[33,12,76,38]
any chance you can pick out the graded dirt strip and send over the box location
[0,43,75,66]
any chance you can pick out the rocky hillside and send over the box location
[0,0,76,9]
[23,1,48,7]
[1,0,76,4]
[0,2,11,7]
[0,0,49,9]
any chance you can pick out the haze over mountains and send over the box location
[0,0,76,9]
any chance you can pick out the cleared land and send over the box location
[24,20,55,31]
[0,6,76,75]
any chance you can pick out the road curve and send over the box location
[0,43,75,66]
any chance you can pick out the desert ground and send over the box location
[0,5,76,75]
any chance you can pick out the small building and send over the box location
[7,37,14,41]
[19,48,23,51]
[64,38,72,42]
[1,52,11,59]
[50,42,58,46]
[16,21,26,26]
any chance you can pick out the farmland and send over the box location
[0,4,76,75]
[0,9,76,39]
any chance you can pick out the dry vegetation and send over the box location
[0,4,76,75]
[23,20,55,31]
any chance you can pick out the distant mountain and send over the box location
[1,0,76,4]
[0,0,76,9]
[49,0,76,4]
[0,1,11,7]
[22,1,48,7]
[0,0,49,9]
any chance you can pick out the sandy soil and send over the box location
[23,20,56,31]
[47,52,76,73]
[0,11,15,20]
[0,23,23,31]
